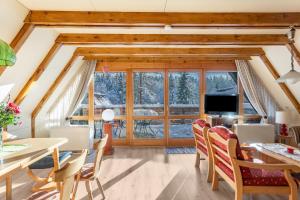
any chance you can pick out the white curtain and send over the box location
[47,60,96,127]
[235,60,280,123]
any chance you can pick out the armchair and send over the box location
[192,119,212,182]
[207,126,298,200]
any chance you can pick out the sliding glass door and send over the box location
[133,71,165,142]
[168,71,200,140]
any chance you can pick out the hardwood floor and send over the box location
[0,147,294,200]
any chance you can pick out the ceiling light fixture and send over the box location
[164,25,172,31]
[276,26,300,84]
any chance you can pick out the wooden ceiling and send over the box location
[2,10,300,137]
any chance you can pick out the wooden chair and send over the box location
[207,126,298,200]
[27,150,88,200]
[79,134,108,200]
[192,119,213,182]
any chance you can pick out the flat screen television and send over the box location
[205,94,239,116]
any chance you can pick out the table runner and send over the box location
[257,143,300,162]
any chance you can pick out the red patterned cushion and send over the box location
[197,141,208,155]
[242,168,288,186]
[216,161,234,180]
[210,126,244,160]
[194,119,211,128]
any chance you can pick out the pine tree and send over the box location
[177,72,191,104]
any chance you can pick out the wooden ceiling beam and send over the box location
[25,11,300,28]
[14,42,62,105]
[85,55,251,62]
[0,24,35,75]
[31,54,78,137]
[75,47,264,56]
[57,34,288,45]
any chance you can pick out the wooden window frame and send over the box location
[72,61,244,146]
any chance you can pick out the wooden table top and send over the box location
[251,143,300,168]
[0,138,68,177]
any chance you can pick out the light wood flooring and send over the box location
[0,147,296,200]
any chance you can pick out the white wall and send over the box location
[0,0,28,42]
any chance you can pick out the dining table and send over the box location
[251,143,300,169]
[0,137,68,200]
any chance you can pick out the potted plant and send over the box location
[0,100,21,150]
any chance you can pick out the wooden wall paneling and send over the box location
[286,43,300,66]
[31,54,78,137]
[26,11,300,28]
[260,54,300,113]
[14,42,62,104]
[0,23,35,75]
[58,34,288,45]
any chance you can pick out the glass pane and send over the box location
[169,119,194,138]
[169,72,199,115]
[70,120,88,125]
[73,94,88,116]
[134,72,164,116]
[206,72,237,95]
[94,72,127,116]
[94,120,126,139]
[243,93,257,114]
[133,120,164,139]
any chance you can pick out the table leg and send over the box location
[6,175,12,200]
[52,147,62,191]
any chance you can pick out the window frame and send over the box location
[71,61,255,146]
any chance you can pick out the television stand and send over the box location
[206,115,239,129]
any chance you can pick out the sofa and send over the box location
[233,124,275,144]
[49,125,94,151]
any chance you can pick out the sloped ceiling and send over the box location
[1,0,300,138]
[17,0,300,12]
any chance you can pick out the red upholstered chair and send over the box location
[192,119,212,182]
[207,126,298,200]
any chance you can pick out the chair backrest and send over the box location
[192,119,211,155]
[207,126,244,188]
[290,126,300,145]
[54,149,88,200]
[93,134,108,178]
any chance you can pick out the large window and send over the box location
[168,72,200,138]
[94,72,127,139]
[133,72,164,116]
[206,72,237,95]
[94,72,127,116]
[169,72,199,115]
[133,72,164,139]
[69,63,255,146]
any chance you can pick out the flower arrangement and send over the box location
[0,101,21,128]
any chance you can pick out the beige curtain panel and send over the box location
[47,60,96,127]
[235,60,280,123]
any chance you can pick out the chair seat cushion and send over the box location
[80,163,94,179]
[27,190,59,200]
[242,168,288,186]
[29,151,72,169]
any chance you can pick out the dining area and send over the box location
[193,119,300,200]
[0,134,108,200]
